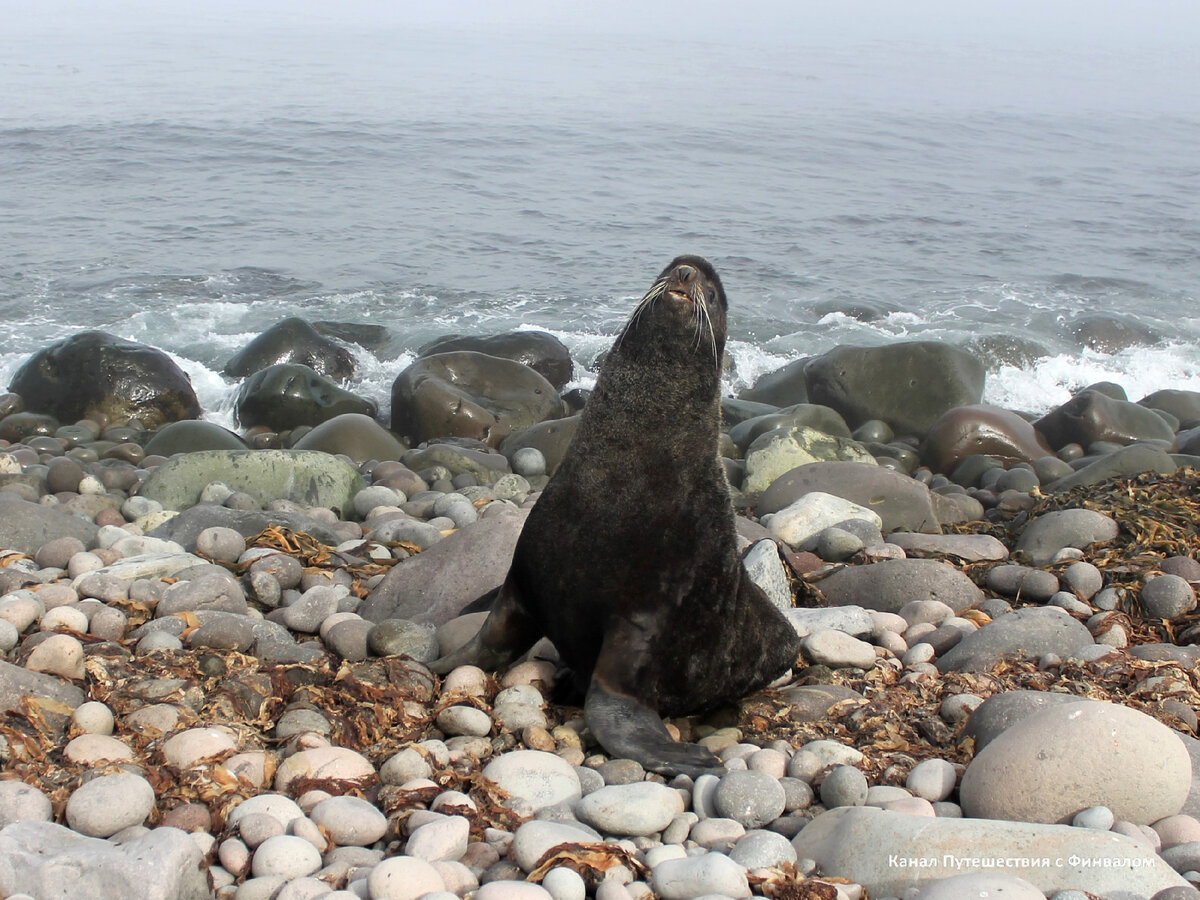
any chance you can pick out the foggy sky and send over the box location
[6,0,1200,48]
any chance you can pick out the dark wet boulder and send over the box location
[313,321,403,358]
[1140,389,1200,428]
[720,398,780,427]
[803,341,985,438]
[223,316,356,380]
[418,331,575,390]
[9,331,200,431]
[920,404,1053,475]
[0,412,59,444]
[234,364,376,432]
[291,413,407,463]
[1047,444,1177,492]
[499,415,582,478]
[143,420,249,456]
[739,357,810,407]
[390,351,564,448]
[1068,314,1160,353]
[1033,389,1176,450]
[960,334,1049,369]
[812,298,899,322]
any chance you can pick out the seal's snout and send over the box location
[665,263,699,305]
[674,263,698,283]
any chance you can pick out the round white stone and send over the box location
[227,794,306,830]
[250,834,322,878]
[366,855,446,900]
[511,819,601,872]
[0,781,53,827]
[436,704,493,737]
[275,746,376,793]
[65,772,155,837]
[406,814,471,861]
[63,733,135,765]
[482,750,582,812]
[905,758,958,802]
[71,700,115,735]
[308,795,388,846]
[651,851,751,899]
[25,633,85,679]
[161,726,237,767]
[542,865,587,900]
[576,782,684,836]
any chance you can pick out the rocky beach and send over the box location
[1,321,1200,900]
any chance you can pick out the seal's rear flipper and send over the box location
[428,577,540,675]
[584,660,722,779]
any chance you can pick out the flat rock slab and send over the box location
[0,493,99,555]
[814,558,983,614]
[1014,508,1119,566]
[0,820,210,900]
[960,699,1192,825]
[885,532,1009,562]
[936,607,1093,672]
[792,806,1189,898]
[1048,444,1177,492]
[148,505,343,549]
[0,659,85,735]
[359,513,526,626]
[758,461,942,533]
[138,449,366,517]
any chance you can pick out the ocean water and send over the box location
[2,19,1199,430]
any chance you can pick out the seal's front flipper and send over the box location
[428,578,540,675]
[584,625,723,778]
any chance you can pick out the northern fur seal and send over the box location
[430,256,801,775]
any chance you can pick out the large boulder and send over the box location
[1068,314,1160,353]
[791,806,1188,899]
[499,416,582,478]
[234,364,376,432]
[0,492,99,555]
[147,505,343,549]
[291,413,407,463]
[960,700,1192,825]
[1034,389,1176,450]
[0,821,210,900]
[1047,443,1177,492]
[9,331,200,430]
[803,341,985,438]
[758,461,941,533]
[936,607,1093,672]
[418,331,575,390]
[728,404,851,452]
[137,449,366,516]
[1140,389,1200,427]
[920,404,1053,476]
[223,316,356,380]
[391,351,564,448]
[738,357,810,407]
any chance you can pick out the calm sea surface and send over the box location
[2,21,1198,426]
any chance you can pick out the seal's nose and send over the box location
[674,264,697,283]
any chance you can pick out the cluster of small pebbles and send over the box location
[2,345,1200,900]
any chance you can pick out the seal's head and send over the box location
[616,255,728,367]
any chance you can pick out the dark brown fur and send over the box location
[431,256,801,775]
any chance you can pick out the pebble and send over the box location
[542,865,587,900]
[510,820,602,871]
[366,855,448,899]
[475,883,554,900]
[162,726,238,767]
[250,834,322,878]
[1072,805,1116,830]
[65,772,156,838]
[437,704,494,737]
[282,585,343,633]
[406,814,471,861]
[71,700,115,734]
[483,750,582,812]
[820,765,868,808]
[275,746,376,793]
[0,781,54,827]
[239,812,285,848]
[1142,573,1197,619]
[25,632,85,679]
[802,629,877,669]
[309,795,389,846]
[713,769,787,829]
[728,828,798,868]
[915,873,1046,899]
[651,852,751,900]
[577,782,683,836]
[63,733,135,764]
[905,758,957,802]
